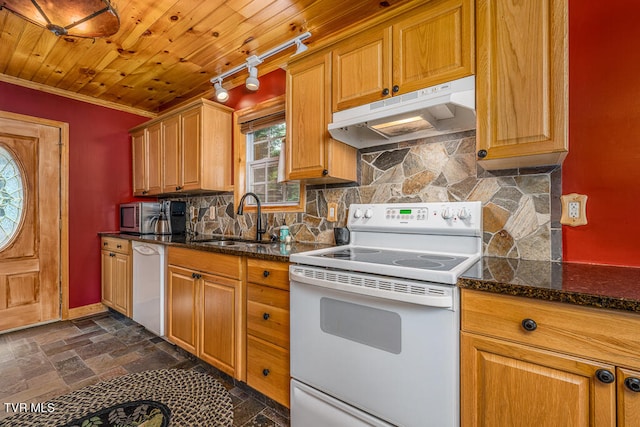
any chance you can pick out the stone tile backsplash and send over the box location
[173,131,561,261]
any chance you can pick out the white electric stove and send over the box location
[289,201,482,427]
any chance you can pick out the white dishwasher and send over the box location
[132,241,166,336]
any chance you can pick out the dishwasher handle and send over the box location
[133,244,161,256]
[290,266,454,308]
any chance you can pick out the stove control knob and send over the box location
[364,209,373,219]
[441,207,453,220]
[353,208,363,219]
[458,207,471,219]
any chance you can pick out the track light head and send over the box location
[213,79,229,103]
[245,66,260,91]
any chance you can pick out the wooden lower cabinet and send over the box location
[461,332,615,426]
[166,248,244,378]
[461,289,640,426]
[101,237,132,317]
[246,259,290,407]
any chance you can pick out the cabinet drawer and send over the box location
[101,237,130,255]
[461,289,640,368]
[168,247,242,279]
[247,284,289,349]
[247,258,289,290]
[247,335,290,407]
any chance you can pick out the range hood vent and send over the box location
[328,76,476,149]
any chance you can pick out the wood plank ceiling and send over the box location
[0,0,410,116]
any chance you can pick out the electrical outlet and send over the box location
[209,206,216,219]
[189,206,196,219]
[327,202,338,222]
[568,201,580,219]
[561,194,588,226]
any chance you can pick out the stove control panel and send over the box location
[348,201,482,236]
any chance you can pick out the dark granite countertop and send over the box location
[101,233,640,312]
[460,257,640,313]
[99,232,331,263]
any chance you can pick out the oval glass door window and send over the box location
[0,146,25,250]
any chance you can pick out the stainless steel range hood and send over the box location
[328,76,475,149]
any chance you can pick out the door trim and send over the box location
[0,111,69,321]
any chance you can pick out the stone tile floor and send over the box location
[0,311,289,426]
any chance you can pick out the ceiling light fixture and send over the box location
[245,56,263,91]
[210,31,311,102]
[213,78,229,103]
[1,0,120,39]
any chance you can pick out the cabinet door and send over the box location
[162,114,181,193]
[167,266,198,354]
[461,332,616,426]
[101,251,114,309]
[332,27,392,111]
[476,0,568,169]
[393,0,474,95]
[131,130,147,195]
[145,122,162,195]
[199,273,241,376]
[286,52,331,180]
[181,108,202,191]
[287,52,357,183]
[112,253,131,316]
[617,367,640,427]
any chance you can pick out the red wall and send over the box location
[0,69,285,309]
[0,82,147,308]
[563,0,640,267]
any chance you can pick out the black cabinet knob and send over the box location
[382,88,390,96]
[392,85,400,93]
[322,169,329,176]
[262,369,270,377]
[117,244,122,249]
[142,190,148,195]
[596,369,615,384]
[477,149,488,159]
[263,270,270,278]
[521,318,537,332]
[263,312,270,320]
[625,377,640,392]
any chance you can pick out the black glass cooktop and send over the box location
[318,247,468,271]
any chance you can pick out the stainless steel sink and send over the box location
[200,240,240,246]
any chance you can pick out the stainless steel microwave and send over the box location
[119,202,161,234]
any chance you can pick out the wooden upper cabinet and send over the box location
[161,114,181,193]
[131,130,146,195]
[476,0,568,170]
[131,126,161,196]
[146,122,162,195]
[286,51,357,183]
[331,0,474,112]
[332,27,392,111]
[131,98,233,196]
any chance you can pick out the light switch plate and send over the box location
[560,193,588,226]
[209,206,216,219]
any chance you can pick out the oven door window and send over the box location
[320,298,401,354]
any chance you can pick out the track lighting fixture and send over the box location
[213,79,229,103]
[210,32,311,102]
[245,56,263,91]
[245,66,260,91]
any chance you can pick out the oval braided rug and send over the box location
[0,369,233,427]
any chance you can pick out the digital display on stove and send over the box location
[399,209,411,214]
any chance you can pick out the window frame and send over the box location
[233,95,305,214]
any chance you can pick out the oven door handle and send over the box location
[290,267,454,308]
